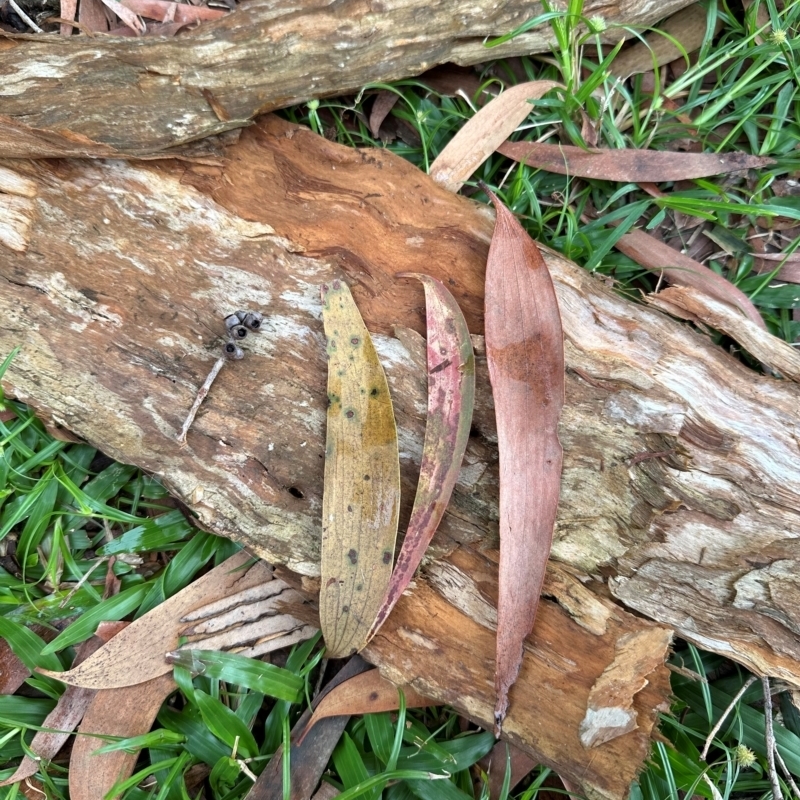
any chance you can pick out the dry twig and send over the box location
[763,676,785,800]
[700,676,757,761]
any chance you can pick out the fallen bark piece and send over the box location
[0,0,694,158]
[320,279,400,658]
[299,669,436,743]
[69,673,176,800]
[430,81,561,193]
[369,274,475,640]
[579,627,673,747]
[610,2,721,78]
[38,552,270,688]
[497,141,775,182]
[646,286,800,381]
[613,226,767,330]
[482,187,564,735]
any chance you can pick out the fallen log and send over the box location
[0,0,696,158]
[2,115,799,797]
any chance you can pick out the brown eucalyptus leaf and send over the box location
[0,635,108,787]
[483,186,564,735]
[69,673,175,800]
[429,80,560,193]
[613,227,766,330]
[497,141,775,182]
[119,0,225,23]
[60,0,77,35]
[298,669,436,744]
[247,656,371,800]
[38,551,269,689]
[369,91,400,138]
[369,273,474,640]
[320,279,400,658]
[77,0,108,32]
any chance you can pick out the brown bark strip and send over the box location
[0,0,696,157]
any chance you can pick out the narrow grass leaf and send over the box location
[613,227,766,330]
[164,650,302,702]
[482,187,564,735]
[68,673,175,800]
[497,142,775,182]
[158,706,230,766]
[0,617,63,674]
[299,670,436,743]
[38,551,268,686]
[332,732,373,793]
[320,279,400,658]
[38,583,147,657]
[370,274,474,640]
[429,81,561,193]
[194,690,258,759]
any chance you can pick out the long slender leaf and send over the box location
[482,186,564,734]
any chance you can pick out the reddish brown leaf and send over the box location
[119,0,225,23]
[429,80,560,193]
[419,65,486,101]
[369,91,400,139]
[69,673,175,800]
[480,741,538,800]
[613,227,766,330]
[368,274,474,640]
[77,0,108,32]
[38,551,270,689]
[482,186,564,735]
[0,636,108,787]
[298,669,436,744]
[60,0,77,35]
[0,640,31,694]
[497,141,775,182]
[98,0,145,33]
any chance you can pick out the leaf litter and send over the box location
[320,279,400,658]
[299,668,436,743]
[368,273,475,642]
[482,185,564,735]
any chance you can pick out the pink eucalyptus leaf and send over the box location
[369,274,475,641]
[482,185,564,735]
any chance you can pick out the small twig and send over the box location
[763,676,785,800]
[8,0,44,31]
[177,355,226,444]
[774,746,800,800]
[701,675,757,760]
[58,557,108,608]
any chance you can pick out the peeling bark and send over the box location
[0,0,696,157]
[1,115,798,797]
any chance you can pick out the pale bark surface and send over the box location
[2,115,799,796]
[0,0,695,157]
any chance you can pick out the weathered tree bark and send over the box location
[2,115,799,797]
[0,0,695,158]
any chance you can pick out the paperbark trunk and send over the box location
[3,115,799,798]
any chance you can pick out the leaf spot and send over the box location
[348,548,358,564]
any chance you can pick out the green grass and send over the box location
[3,0,800,797]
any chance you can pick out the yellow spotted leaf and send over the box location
[320,279,400,658]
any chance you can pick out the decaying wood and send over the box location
[1,115,799,796]
[0,0,697,158]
